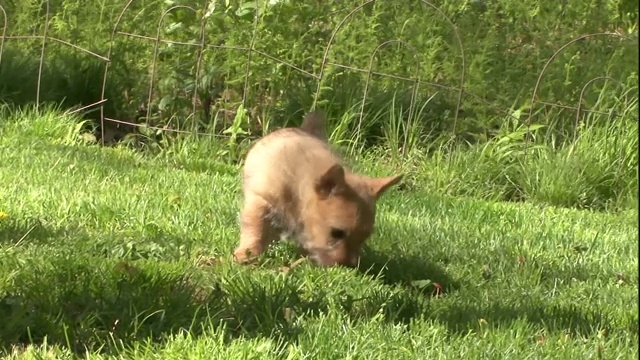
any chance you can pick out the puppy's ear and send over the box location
[300,110,327,141]
[315,164,345,199]
[368,174,403,199]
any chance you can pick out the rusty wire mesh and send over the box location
[0,0,636,147]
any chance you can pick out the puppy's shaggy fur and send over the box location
[233,111,402,267]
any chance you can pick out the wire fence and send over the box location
[0,0,636,146]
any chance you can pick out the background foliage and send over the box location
[0,0,638,210]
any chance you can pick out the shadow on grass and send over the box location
[0,233,627,355]
[0,264,209,353]
[0,217,65,246]
[0,245,437,354]
[0,253,626,356]
[431,301,635,337]
[358,246,461,295]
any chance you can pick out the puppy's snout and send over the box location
[337,255,359,268]
[347,254,360,267]
[309,249,359,268]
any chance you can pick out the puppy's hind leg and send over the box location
[233,194,278,264]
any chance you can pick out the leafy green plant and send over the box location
[220,103,251,162]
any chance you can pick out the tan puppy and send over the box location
[233,110,402,267]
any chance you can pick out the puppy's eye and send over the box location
[330,228,347,239]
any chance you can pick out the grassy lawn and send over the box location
[0,110,637,359]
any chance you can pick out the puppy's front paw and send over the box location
[233,247,262,264]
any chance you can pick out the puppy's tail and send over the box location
[300,110,327,141]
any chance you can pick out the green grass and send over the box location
[0,107,638,359]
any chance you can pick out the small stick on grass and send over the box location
[280,257,309,273]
